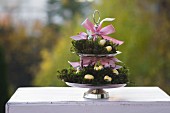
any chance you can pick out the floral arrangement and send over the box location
[58,11,129,85]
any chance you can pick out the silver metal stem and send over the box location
[80,55,83,68]
[84,88,109,99]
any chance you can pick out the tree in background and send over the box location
[0,16,60,92]
[94,0,170,93]
[33,0,92,86]
[0,45,8,113]
[0,0,92,93]
[149,0,170,93]
[34,0,170,94]
[34,16,81,86]
[47,0,91,24]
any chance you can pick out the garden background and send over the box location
[0,0,170,113]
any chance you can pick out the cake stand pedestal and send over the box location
[65,82,126,99]
[84,89,109,99]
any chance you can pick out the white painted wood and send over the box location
[6,87,170,113]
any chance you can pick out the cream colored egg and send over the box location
[94,66,99,71]
[98,65,104,70]
[99,39,106,46]
[113,69,119,75]
[84,74,94,80]
[76,67,80,73]
[76,70,80,74]
[104,75,112,82]
[105,46,112,52]
[94,65,103,71]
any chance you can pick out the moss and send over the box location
[58,64,128,85]
[71,38,119,54]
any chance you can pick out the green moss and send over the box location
[71,38,119,54]
[58,64,128,85]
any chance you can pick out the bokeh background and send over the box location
[1,0,170,113]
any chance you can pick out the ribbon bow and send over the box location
[68,56,122,69]
[71,18,123,45]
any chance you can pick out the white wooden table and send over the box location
[6,87,170,113]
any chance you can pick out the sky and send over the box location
[0,0,48,25]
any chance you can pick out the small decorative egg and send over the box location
[84,74,94,80]
[94,66,99,71]
[105,46,112,52]
[76,70,80,74]
[104,75,112,82]
[99,39,106,46]
[94,65,103,71]
[113,69,119,75]
[98,65,104,70]
[76,67,81,73]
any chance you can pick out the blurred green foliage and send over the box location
[0,0,91,94]
[34,17,80,86]
[0,20,60,91]
[0,45,8,113]
[0,0,170,99]
[34,0,170,94]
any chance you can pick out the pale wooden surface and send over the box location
[6,87,170,113]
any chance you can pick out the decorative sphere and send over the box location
[76,67,81,73]
[76,70,80,74]
[98,65,104,70]
[84,74,94,80]
[99,39,106,46]
[94,65,103,71]
[113,69,119,75]
[94,67,99,71]
[105,46,112,52]
[104,75,112,82]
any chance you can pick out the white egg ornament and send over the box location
[84,74,94,80]
[105,46,112,52]
[113,69,119,75]
[94,65,103,71]
[99,39,106,46]
[94,66,99,71]
[104,75,112,82]
[98,65,104,70]
[76,67,81,74]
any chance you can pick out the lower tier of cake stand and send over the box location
[65,82,126,99]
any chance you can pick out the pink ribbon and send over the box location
[68,56,122,69]
[71,18,124,45]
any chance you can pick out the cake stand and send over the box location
[77,51,121,57]
[67,52,125,99]
[65,82,126,99]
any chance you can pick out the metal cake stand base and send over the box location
[83,89,109,99]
